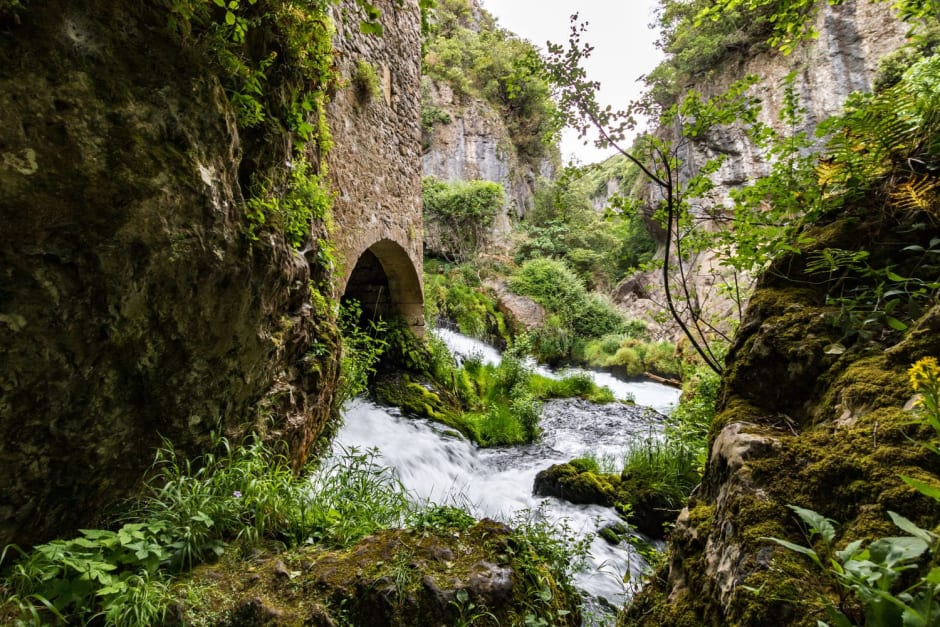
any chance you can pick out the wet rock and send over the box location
[0,0,345,547]
[533,462,678,539]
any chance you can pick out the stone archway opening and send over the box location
[342,238,424,337]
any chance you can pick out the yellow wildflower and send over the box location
[908,356,940,393]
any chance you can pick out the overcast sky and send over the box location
[480,0,664,165]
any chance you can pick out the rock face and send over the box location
[622,207,940,625]
[617,0,908,335]
[423,78,553,226]
[0,0,422,548]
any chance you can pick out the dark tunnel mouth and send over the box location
[341,239,425,336]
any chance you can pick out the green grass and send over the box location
[0,438,416,626]
[619,438,701,507]
[425,338,616,447]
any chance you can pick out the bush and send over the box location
[424,263,508,342]
[582,335,681,380]
[423,178,505,262]
[509,258,627,363]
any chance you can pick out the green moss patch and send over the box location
[176,519,581,626]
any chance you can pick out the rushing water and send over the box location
[333,329,681,616]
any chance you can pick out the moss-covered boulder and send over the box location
[0,1,349,548]
[373,371,469,434]
[533,461,677,539]
[621,208,940,626]
[175,519,581,626]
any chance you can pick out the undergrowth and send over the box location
[0,439,414,626]
[424,334,615,446]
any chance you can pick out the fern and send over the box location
[805,248,870,276]
[890,176,940,213]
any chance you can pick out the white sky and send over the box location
[480,0,664,165]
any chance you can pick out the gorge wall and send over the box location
[0,0,422,548]
[615,0,909,333]
[621,2,940,624]
[422,78,554,240]
[420,0,558,256]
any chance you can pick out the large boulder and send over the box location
[0,1,341,547]
[175,519,582,626]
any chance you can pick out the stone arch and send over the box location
[342,238,424,337]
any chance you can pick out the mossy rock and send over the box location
[373,371,468,434]
[175,519,581,626]
[623,209,940,625]
[533,463,678,538]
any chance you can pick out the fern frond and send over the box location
[890,176,940,214]
[805,248,870,275]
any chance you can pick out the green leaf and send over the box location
[788,505,837,543]
[925,567,940,584]
[885,316,909,331]
[886,270,907,282]
[888,511,936,543]
[213,0,225,6]
[901,475,940,501]
[868,536,928,565]
[765,536,823,567]
[835,539,865,562]
[225,10,236,25]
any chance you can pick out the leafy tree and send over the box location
[422,176,505,262]
[545,1,940,375]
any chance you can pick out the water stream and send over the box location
[333,329,681,616]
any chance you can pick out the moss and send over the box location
[533,462,679,538]
[177,520,580,626]
[625,204,940,625]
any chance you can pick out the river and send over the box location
[333,329,681,620]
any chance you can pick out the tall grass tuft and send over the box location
[0,437,415,626]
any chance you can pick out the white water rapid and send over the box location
[333,329,681,619]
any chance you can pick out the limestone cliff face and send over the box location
[616,0,908,334]
[0,0,420,548]
[679,1,907,202]
[422,78,552,217]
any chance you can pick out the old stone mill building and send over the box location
[0,0,424,546]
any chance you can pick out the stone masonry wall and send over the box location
[328,0,424,331]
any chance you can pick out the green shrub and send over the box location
[246,157,333,250]
[511,389,542,441]
[582,335,681,380]
[611,344,644,377]
[336,300,388,407]
[509,258,628,363]
[423,177,505,262]
[424,265,509,342]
